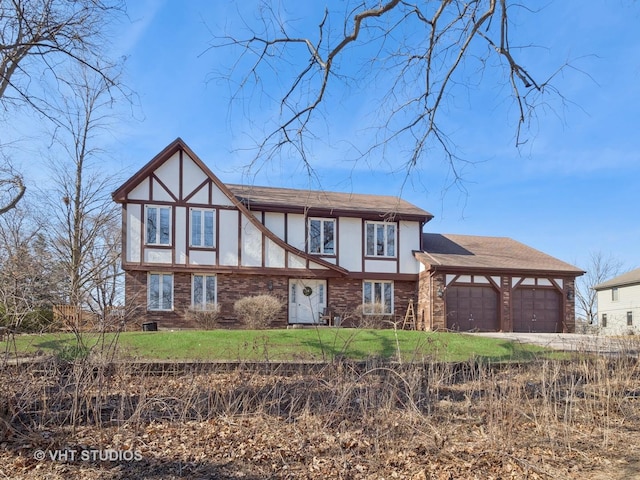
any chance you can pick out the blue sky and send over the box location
[11,0,640,273]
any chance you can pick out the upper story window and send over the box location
[365,221,396,257]
[145,205,171,245]
[612,287,619,301]
[190,208,215,247]
[148,273,173,311]
[628,311,633,326]
[309,218,335,255]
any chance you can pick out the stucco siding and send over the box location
[126,204,142,263]
[218,209,239,266]
[338,217,362,272]
[399,221,420,274]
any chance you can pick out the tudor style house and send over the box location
[113,138,583,332]
[594,268,640,335]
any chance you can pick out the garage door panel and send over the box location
[513,288,561,333]
[446,285,498,332]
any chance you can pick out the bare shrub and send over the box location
[185,304,221,330]
[234,295,283,329]
[354,302,393,329]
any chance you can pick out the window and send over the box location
[602,313,607,327]
[363,280,393,314]
[192,274,217,309]
[308,218,335,254]
[365,221,396,257]
[612,287,619,301]
[146,206,171,245]
[628,311,633,326]
[148,273,173,311]
[190,208,215,247]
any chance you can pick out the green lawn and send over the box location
[3,328,560,363]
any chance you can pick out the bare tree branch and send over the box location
[211,0,573,189]
[0,167,25,215]
[575,251,625,327]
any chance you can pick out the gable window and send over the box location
[612,287,619,301]
[146,206,171,245]
[191,208,215,247]
[309,218,335,255]
[365,221,396,257]
[192,274,217,309]
[148,273,173,311]
[602,313,607,327]
[363,280,393,314]
[628,311,633,326]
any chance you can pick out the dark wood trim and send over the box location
[151,173,179,202]
[183,178,210,203]
[235,201,429,223]
[179,149,184,201]
[423,265,582,278]
[121,204,127,264]
[122,263,346,278]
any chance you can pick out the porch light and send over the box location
[437,286,444,298]
[567,288,574,301]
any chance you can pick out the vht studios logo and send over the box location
[34,449,142,462]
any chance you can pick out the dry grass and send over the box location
[1,343,640,479]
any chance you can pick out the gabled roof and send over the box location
[112,138,432,223]
[111,138,348,276]
[112,138,202,202]
[226,184,432,222]
[416,233,584,275]
[593,267,640,290]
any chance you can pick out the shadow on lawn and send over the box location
[481,340,560,363]
[298,328,401,361]
[297,329,554,363]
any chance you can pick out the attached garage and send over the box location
[445,285,499,331]
[512,288,562,333]
[416,233,584,333]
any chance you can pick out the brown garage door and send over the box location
[512,288,561,333]
[445,286,499,331]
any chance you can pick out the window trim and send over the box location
[191,274,217,310]
[365,221,397,258]
[145,205,172,246]
[612,287,619,301]
[148,273,173,311]
[190,208,216,248]
[308,217,336,255]
[362,280,394,315]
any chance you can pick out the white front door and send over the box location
[289,279,327,324]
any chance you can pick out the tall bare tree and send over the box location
[0,0,125,212]
[0,203,63,331]
[214,1,572,184]
[45,64,122,322]
[575,251,625,326]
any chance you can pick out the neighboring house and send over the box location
[112,138,583,332]
[594,268,640,335]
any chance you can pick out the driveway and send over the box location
[470,332,640,357]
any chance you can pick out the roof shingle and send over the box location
[416,233,583,274]
[593,267,640,290]
[226,184,432,221]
